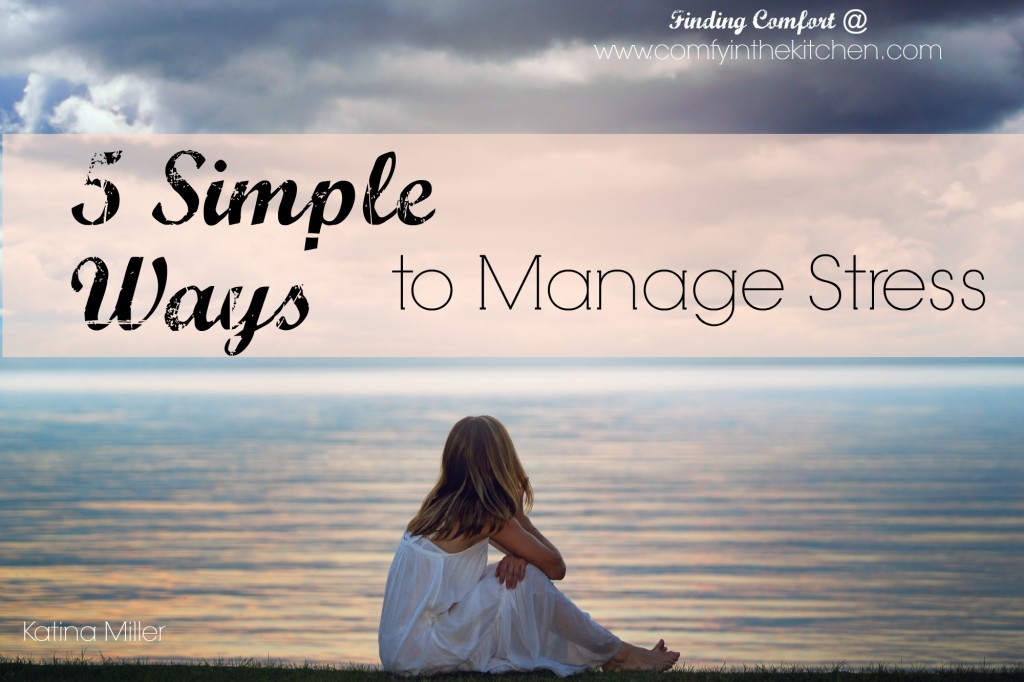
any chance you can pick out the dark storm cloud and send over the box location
[1,0,1023,132]
[20,1,1024,60]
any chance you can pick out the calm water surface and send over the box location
[1,361,1021,665]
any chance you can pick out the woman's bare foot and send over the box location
[603,640,679,672]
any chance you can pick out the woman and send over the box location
[378,415,680,676]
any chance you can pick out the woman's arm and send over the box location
[490,519,559,559]
[515,511,561,556]
[490,516,566,580]
[489,483,567,582]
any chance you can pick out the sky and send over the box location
[2,1,1023,358]
[1,0,1024,134]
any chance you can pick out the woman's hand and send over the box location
[495,554,528,589]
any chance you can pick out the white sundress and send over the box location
[378,531,621,677]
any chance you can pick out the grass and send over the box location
[1,655,1022,682]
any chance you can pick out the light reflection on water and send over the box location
[0,361,1022,665]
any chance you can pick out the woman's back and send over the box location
[428,530,488,554]
[378,531,490,674]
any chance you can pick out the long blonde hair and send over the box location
[407,415,533,541]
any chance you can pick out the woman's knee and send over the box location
[522,562,555,590]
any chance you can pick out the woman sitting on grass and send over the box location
[378,415,680,676]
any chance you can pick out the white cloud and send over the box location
[924,180,976,219]
[5,55,159,133]
[11,72,49,132]
[996,109,1024,133]
[47,75,158,133]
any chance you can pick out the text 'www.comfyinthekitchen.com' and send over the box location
[594,40,941,64]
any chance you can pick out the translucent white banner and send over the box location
[3,134,1021,356]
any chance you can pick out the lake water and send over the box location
[1,360,1022,666]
